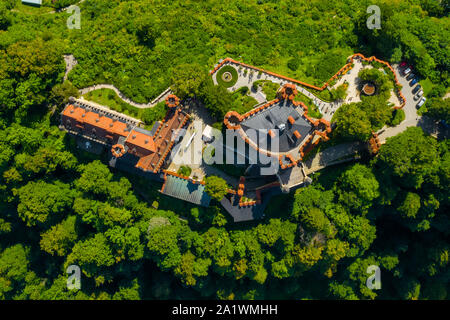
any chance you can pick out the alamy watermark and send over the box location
[67,5,81,30]
[171,121,282,175]
[366,265,381,290]
[366,5,381,30]
[66,265,81,290]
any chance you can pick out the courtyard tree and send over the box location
[332,103,372,141]
[204,176,229,202]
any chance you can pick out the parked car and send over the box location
[414,94,420,101]
[403,67,412,76]
[416,97,426,108]
[406,73,415,80]
[412,85,421,94]
[416,89,423,98]
[410,78,419,86]
[400,61,407,67]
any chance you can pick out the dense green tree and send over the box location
[376,127,440,189]
[40,215,78,256]
[0,2,11,31]
[50,81,80,105]
[201,227,234,274]
[173,251,211,286]
[16,181,75,228]
[66,233,116,285]
[199,79,235,119]
[0,38,64,120]
[329,281,359,300]
[112,278,141,300]
[204,176,229,202]
[300,207,333,236]
[0,245,30,299]
[425,98,450,123]
[397,192,421,219]
[75,160,113,196]
[170,63,207,99]
[147,223,182,270]
[0,0,448,301]
[335,164,380,214]
[332,103,372,141]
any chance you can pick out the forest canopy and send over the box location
[0,0,448,301]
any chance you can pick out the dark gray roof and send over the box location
[240,100,313,152]
[109,152,163,181]
[220,186,282,222]
[134,126,155,136]
[148,121,162,137]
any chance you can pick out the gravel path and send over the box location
[63,54,77,81]
[212,60,360,121]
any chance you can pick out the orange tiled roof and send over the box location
[62,104,130,138]
[126,130,156,153]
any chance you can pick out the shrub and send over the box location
[177,165,192,177]
[389,109,405,126]
[204,176,230,201]
[287,57,300,71]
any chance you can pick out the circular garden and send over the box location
[216,65,239,88]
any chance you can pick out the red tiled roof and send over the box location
[126,129,156,154]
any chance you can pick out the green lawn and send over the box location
[216,65,239,88]
[420,78,434,96]
[252,80,280,100]
[296,92,323,119]
[14,3,55,15]
[83,88,167,128]
[231,86,258,114]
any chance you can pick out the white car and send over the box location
[416,90,423,98]
[403,68,412,76]
[416,97,426,108]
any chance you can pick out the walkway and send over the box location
[221,62,337,118]
[63,54,77,81]
[303,142,363,174]
[79,84,172,109]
